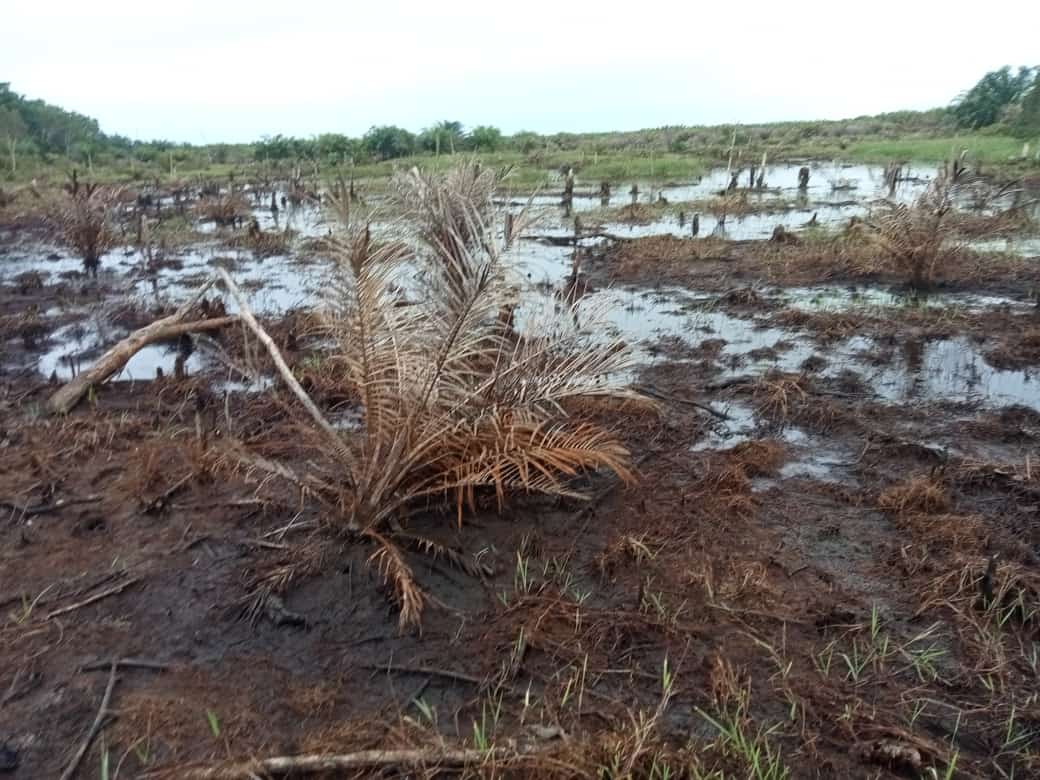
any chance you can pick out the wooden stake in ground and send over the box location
[47,279,234,414]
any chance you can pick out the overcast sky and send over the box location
[4,0,1037,143]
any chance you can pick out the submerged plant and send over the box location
[240,161,642,628]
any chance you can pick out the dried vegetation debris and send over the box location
[5,159,1040,779]
[214,161,645,629]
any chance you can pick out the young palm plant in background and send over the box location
[867,154,1013,291]
[46,179,124,277]
[253,161,642,628]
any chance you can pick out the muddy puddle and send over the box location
[3,161,1037,417]
[690,400,859,486]
[548,280,1040,421]
[36,321,202,381]
[8,164,1040,779]
[515,161,933,213]
[522,161,1039,251]
[968,235,1040,257]
[780,284,1025,312]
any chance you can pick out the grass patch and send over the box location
[838,134,1033,165]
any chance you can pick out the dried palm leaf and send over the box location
[866,154,1015,290]
[241,162,642,628]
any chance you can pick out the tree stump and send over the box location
[798,166,810,190]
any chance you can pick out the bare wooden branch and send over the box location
[0,494,102,517]
[79,658,169,673]
[183,748,505,779]
[48,278,230,414]
[59,663,118,780]
[213,268,344,455]
[361,662,483,686]
[46,576,141,620]
[635,384,730,420]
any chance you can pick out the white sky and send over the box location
[4,0,1038,143]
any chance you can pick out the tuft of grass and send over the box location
[752,372,810,421]
[696,687,790,780]
[205,709,221,738]
[878,475,951,514]
[840,134,1029,165]
[729,440,786,478]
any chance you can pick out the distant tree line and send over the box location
[252,121,507,163]
[0,82,232,175]
[0,82,104,172]
[2,67,1039,178]
[0,86,540,175]
[952,65,1040,135]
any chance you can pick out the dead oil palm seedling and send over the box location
[45,178,125,278]
[241,218,292,257]
[223,161,644,629]
[866,154,1018,292]
[196,192,252,227]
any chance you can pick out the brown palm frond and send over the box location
[240,540,327,625]
[365,529,424,632]
[232,162,642,627]
[865,155,1005,290]
[481,295,640,413]
[211,439,344,513]
[393,532,494,578]
[393,159,498,267]
[431,417,634,516]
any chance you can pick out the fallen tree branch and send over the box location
[79,658,169,673]
[48,278,231,414]
[635,384,730,420]
[180,748,507,779]
[0,494,102,518]
[59,663,118,780]
[361,662,484,686]
[704,376,753,392]
[213,268,349,470]
[46,576,141,620]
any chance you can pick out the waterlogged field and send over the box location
[2,157,1040,778]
